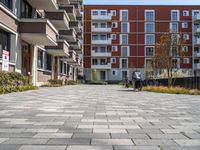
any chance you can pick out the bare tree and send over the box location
[153,32,185,87]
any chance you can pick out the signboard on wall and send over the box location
[2,50,9,71]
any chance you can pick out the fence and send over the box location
[144,77,200,90]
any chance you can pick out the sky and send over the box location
[84,0,200,5]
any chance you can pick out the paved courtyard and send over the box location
[0,85,200,150]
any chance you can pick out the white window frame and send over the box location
[112,70,118,76]
[170,22,178,33]
[183,34,189,40]
[145,22,155,33]
[111,58,116,64]
[121,46,130,57]
[120,9,128,21]
[182,22,188,28]
[120,34,129,45]
[112,46,118,52]
[171,10,180,21]
[144,10,155,21]
[111,10,116,16]
[183,10,189,16]
[183,46,188,52]
[111,34,116,40]
[121,22,130,33]
[120,58,128,68]
[112,22,118,28]
[183,58,190,64]
[145,46,155,57]
[145,34,155,45]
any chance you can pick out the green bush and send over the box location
[48,79,63,86]
[40,84,62,87]
[142,86,200,95]
[65,80,81,85]
[88,80,108,85]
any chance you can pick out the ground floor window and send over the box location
[0,28,10,59]
[59,60,63,74]
[37,48,52,71]
[64,63,67,74]
[45,53,52,71]
[37,49,43,68]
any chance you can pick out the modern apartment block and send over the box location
[0,0,83,86]
[84,5,200,81]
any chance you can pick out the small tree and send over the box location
[153,32,185,87]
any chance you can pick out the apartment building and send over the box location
[0,0,83,85]
[84,5,200,82]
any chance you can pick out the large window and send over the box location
[145,23,154,33]
[171,23,178,33]
[121,46,129,57]
[120,34,128,45]
[120,10,128,21]
[171,10,179,21]
[64,63,67,74]
[59,61,63,74]
[145,34,155,45]
[37,49,43,69]
[121,22,129,33]
[121,58,128,68]
[0,0,12,10]
[45,53,52,71]
[37,49,52,71]
[21,0,32,18]
[145,10,154,21]
[0,29,10,59]
[145,47,154,56]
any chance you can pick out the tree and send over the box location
[153,32,185,87]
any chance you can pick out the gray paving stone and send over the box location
[18,145,66,150]
[47,138,90,145]
[66,145,113,150]
[114,146,161,150]
[33,133,73,138]
[91,139,134,145]
[72,133,110,139]
[0,145,20,150]
[111,133,149,139]
[2,138,48,144]
[133,139,178,146]
[0,138,8,143]
[174,139,200,146]
[148,133,188,139]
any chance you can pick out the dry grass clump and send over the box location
[142,86,200,95]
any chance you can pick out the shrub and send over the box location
[48,79,63,86]
[40,84,62,87]
[65,80,81,85]
[88,80,108,85]
[142,86,200,95]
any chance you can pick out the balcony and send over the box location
[194,52,200,57]
[194,27,200,34]
[194,38,200,45]
[193,14,200,22]
[59,29,77,42]
[45,40,69,56]
[92,26,112,33]
[194,63,200,70]
[70,2,81,17]
[91,51,111,57]
[67,50,77,63]
[59,5,77,21]
[92,13,112,20]
[68,40,81,50]
[69,21,81,32]
[19,19,58,46]
[91,63,111,69]
[57,0,70,5]
[91,38,112,45]
[45,11,70,30]
[26,0,58,11]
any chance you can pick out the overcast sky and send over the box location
[84,0,200,5]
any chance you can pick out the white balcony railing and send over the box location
[194,63,200,69]
[194,52,200,57]
[92,13,112,20]
[92,26,112,32]
[91,38,112,45]
[194,27,200,33]
[91,63,111,69]
[194,14,200,21]
[194,38,200,45]
[91,51,111,57]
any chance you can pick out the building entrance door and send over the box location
[100,71,106,80]
[22,42,31,75]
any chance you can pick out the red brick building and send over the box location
[84,5,200,81]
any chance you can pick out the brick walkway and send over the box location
[0,85,200,150]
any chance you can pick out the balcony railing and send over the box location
[194,38,200,45]
[91,51,111,57]
[194,52,200,57]
[193,14,200,21]
[92,13,112,20]
[91,38,112,45]
[194,63,200,70]
[92,26,111,32]
[91,63,111,69]
[26,0,58,11]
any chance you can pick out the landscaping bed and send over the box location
[41,79,81,87]
[142,86,200,95]
[0,71,37,94]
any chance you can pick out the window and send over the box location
[92,11,98,16]
[121,58,128,68]
[64,63,67,74]
[145,47,154,56]
[172,59,179,68]
[145,34,155,45]
[45,53,52,71]
[111,10,116,16]
[100,59,106,65]
[111,58,116,64]
[100,11,107,16]
[171,10,179,21]
[112,22,118,28]
[67,64,70,75]
[183,34,189,40]
[111,34,116,40]
[100,23,106,28]
[21,0,32,18]
[122,70,128,80]
[145,10,154,21]
[183,58,190,64]
[92,35,98,40]
[0,0,12,10]
[120,10,128,21]
[183,10,189,16]
[92,59,98,65]
[121,22,129,33]
[194,11,200,16]
[92,22,98,28]
[0,29,10,59]
[182,22,188,28]
[121,46,129,56]
[145,23,154,33]
[59,61,63,74]
[112,70,117,76]
[100,34,106,40]
[112,46,117,52]
[100,47,106,52]
[120,34,128,45]
[183,46,188,52]
[92,46,98,52]
[171,23,178,33]
[37,49,43,68]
